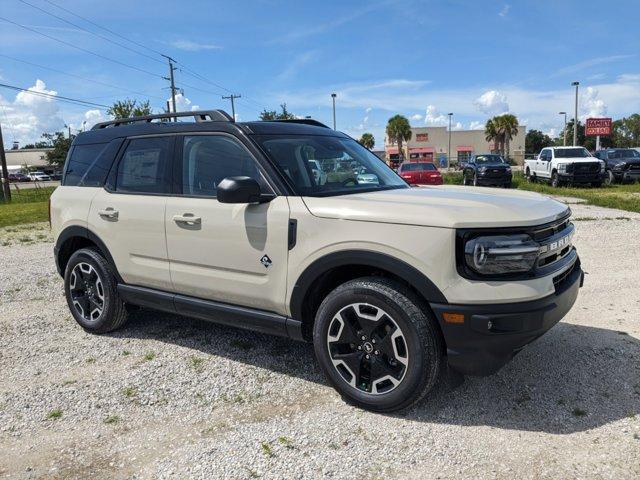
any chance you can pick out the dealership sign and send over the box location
[585,117,612,136]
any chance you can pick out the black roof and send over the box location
[75,110,345,145]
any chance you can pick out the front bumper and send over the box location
[558,172,603,183]
[476,173,512,185]
[430,259,583,376]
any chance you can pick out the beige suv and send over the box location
[51,110,583,412]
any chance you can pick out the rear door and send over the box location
[164,133,290,313]
[88,135,174,290]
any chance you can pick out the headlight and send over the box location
[478,166,487,173]
[505,167,512,173]
[613,162,625,170]
[464,234,539,275]
[558,163,568,173]
[600,161,606,173]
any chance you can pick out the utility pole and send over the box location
[447,113,453,169]
[222,94,241,120]
[559,111,567,146]
[162,55,178,121]
[0,121,11,202]
[331,93,337,130]
[572,81,579,146]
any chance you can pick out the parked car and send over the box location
[397,162,443,185]
[461,154,512,188]
[49,171,63,181]
[51,110,583,412]
[524,147,604,187]
[8,173,31,182]
[28,171,52,182]
[593,148,640,184]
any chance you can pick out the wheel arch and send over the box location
[55,226,122,282]
[289,250,447,341]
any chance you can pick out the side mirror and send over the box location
[217,176,264,204]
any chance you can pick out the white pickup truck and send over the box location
[524,146,604,187]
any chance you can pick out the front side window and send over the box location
[116,137,172,194]
[180,135,267,197]
[254,135,407,197]
[608,149,640,159]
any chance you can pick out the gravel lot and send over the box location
[1,201,639,479]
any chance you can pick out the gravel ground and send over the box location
[1,201,639,479]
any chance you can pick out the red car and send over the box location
[398,162,443,185]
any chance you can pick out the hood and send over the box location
[478,163,510,168]
[302,186,569,229]
[556,156,602,164]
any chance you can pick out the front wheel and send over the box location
[551,171,561,188]
[604,170,614,186]
[64,248,129,334]
[472,173,478,187]
[313,277,443,412]
[462,172,469,186]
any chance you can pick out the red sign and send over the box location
[585,117,612,136]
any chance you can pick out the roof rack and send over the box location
[91,110,233,129]
[271,118,330,129]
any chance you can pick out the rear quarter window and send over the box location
[63,142,111,187]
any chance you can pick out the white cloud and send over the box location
[474,90,509,115]
[468,120,484,130]
[498,4,511,17]
[168,93,200,113]
[0,79,65,147]
[581,86,607,119]
[411,113,423,121]
[276,51,317,82]
[424,105,447,125]
[68,109,108,132]
[170,39,222,51]
[553,54,635,78]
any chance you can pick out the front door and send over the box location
[88,135,174,291]
[165,133,290,313]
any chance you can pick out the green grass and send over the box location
[441,171,640,213]
[46,408,63,419]
[0,187,55,228]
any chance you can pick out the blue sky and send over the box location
[1,0,639,148]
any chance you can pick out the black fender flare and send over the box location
[54,225,122,282]
[289,250,447,321]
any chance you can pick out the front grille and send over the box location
[628,164,640,171]
[532,213,575,272]
[553,260,578,291]
[574,162,600,174]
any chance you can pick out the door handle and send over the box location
[98,208,119,220]
[173,214,201,225]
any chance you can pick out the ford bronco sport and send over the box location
[51,110,583,412]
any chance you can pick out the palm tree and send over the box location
[358,133,375,150]
[484,118,503,154]
[497,114,519,161]
[386,115,412,162]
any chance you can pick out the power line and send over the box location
[41,0,165,57]
[0,54,167,101]
[0,82,109,108]
[0,16,164,79]
[17,0,165,66]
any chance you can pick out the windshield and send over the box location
[401,163,436,171]
[608,149,640,159]
[254,135,408,196]
[555,148,591,158]
[475,155,505,164]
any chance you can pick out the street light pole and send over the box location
[559,111,567,146]
[331,93,337,130]
[572,81,579,146]
[447,113,453,169]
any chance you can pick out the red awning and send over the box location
[408,147,435,153]
[456,146,473,152]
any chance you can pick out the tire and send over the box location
[525,167,531,182]
[551,171,560,188]
[313,277,443,412]
[472,173,478,187]
[604,170,614,186]
[462,172,468,185]
[64,247,128,334]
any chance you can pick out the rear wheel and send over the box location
[525,167,531,182]
[313,277,442,412]
[64,248,128,334]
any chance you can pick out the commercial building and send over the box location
[3,148,53,173]
[384,125,526,167]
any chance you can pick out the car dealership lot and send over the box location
[1,202,639,479]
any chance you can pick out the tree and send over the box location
[259,103,296,121]
[358,132,375,150]
[612,114,640,147]
[107,99,152,119]
[386,115,412,162]
[484,117,502,154]
[43,131,74,168]
[485,114,519,159]
[525,129,553,155]
[22,140,51,149]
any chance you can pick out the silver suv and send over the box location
[51,110,583,412]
